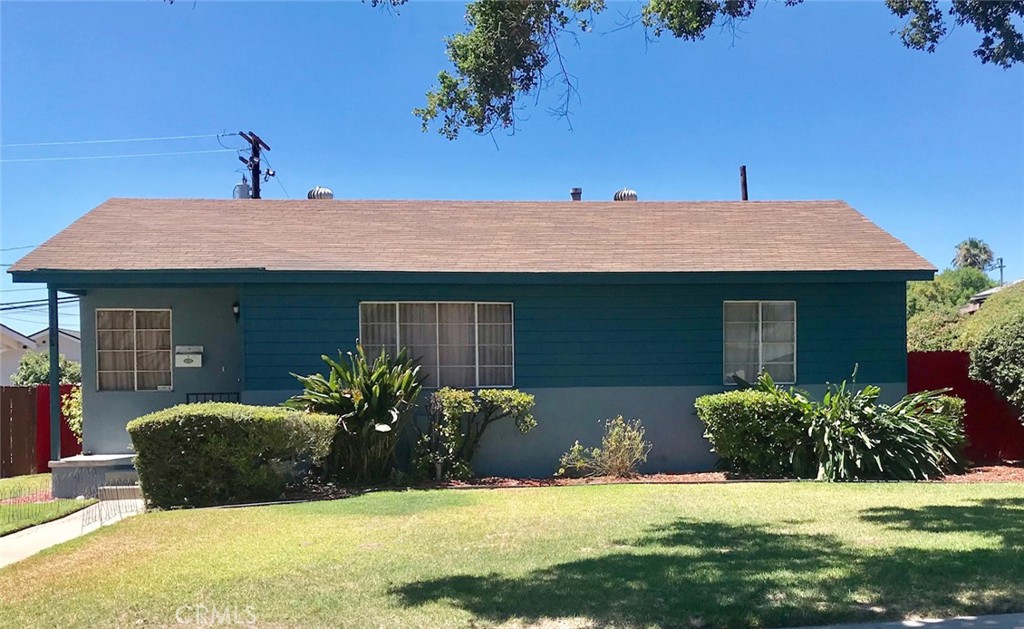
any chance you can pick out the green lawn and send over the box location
[1,483,1022,627]
[0,474,95,536]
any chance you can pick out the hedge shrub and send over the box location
[695,373,967,480]
[127,403,335,509]
[694,388,813,477]
[964,282,1024,418]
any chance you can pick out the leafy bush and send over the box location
[695,372,966,481]
[557,416,651,478]
[284,344,424,483]
[695,386,814,477]
[907,305,966,352]
[127,403,335,509]
[10,350,81,385]
[414,387,537,480]
[61,387,83,444]
[963,282,1024,417]
[808,383,965,481]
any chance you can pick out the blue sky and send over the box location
[2,1,1021,334]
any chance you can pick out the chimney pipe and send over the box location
[740,165,748,201]
[570,187,582,201]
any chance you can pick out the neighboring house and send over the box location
[9,196,934,476]
[959,279,1023,315]
[0,323,37,384]
[0,325,81,384]
[29,328,82,363]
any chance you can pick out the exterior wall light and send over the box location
[232,302,240,322]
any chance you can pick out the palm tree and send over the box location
[952,237,994,271]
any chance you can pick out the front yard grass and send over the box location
[0,474,95,536]
[1,482,1022,627]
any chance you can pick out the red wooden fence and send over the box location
[908,351,1024,462]
[0,385,81,477]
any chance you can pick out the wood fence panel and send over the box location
[0,386,38,478]
[908,351,1024,462]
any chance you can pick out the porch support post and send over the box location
[48,286,60,461]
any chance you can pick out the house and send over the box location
[1,324,37,384]
[0,325,81,384]
[959,278,1023,315]
[9,195,934,485]
[29,328,82,364]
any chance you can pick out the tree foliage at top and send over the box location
[906,266,996,318]
[405,0,1024,139]
[952,237,996,271]
[10,350,82,386]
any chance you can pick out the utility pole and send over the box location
[740,165,748,201]
[993,257,1005,285]
[238,131,270,199]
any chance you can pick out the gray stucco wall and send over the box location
[244,382,906,477]
[79,287,242,453]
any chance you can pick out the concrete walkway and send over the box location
[0,498,144,569]
[796,613,1024,629]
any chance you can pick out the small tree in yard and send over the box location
[414,387,536,480]
[10,350,81,385]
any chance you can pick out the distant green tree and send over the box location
[906,267,996,318]
[907,306,965,352]
[952,237,995,271]
[10,350,82,386]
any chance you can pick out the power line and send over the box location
[0,245,38,252]
[1,133,223,148]
[0,148,235,164]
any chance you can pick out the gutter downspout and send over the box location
[48,286,60,462]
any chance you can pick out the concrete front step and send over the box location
[97,484,143,501]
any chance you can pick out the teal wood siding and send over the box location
[242,280,906,391]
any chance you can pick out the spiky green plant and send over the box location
[284,344,424,483]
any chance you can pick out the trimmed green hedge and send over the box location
[127,403,335,509]
[694,389,812,477]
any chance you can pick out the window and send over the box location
[359,302,514,388]
[723,301,796,384]
[96,309,172,391]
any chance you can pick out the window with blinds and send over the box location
[723,301,796,385]
[359,302,514,388]
[96,309,172,391]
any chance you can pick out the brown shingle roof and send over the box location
[9,198,934,274]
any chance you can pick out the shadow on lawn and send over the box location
[391,498,1024,628]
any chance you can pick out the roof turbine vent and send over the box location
[307,185,334,200]
[613,187,638,201]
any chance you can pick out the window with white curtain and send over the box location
[96,309,172,391]
[723,301,796,385]
[359,302,513,388]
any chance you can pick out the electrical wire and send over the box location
[1,133,223,148]
[0,245,38,252]
[0,148,235,164]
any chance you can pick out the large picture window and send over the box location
[723,301,796,385]
[96,309,172,391]
[359,302,514,388]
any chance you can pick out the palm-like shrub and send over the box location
[284,345,424,482]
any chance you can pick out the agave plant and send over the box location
[284,344,424,482]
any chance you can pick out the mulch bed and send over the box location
[943,461,1024,483]
[283,463,1024,501]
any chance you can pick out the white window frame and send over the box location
[95,308,173,392]
[358,301,515,388]
[722,300,797,385]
